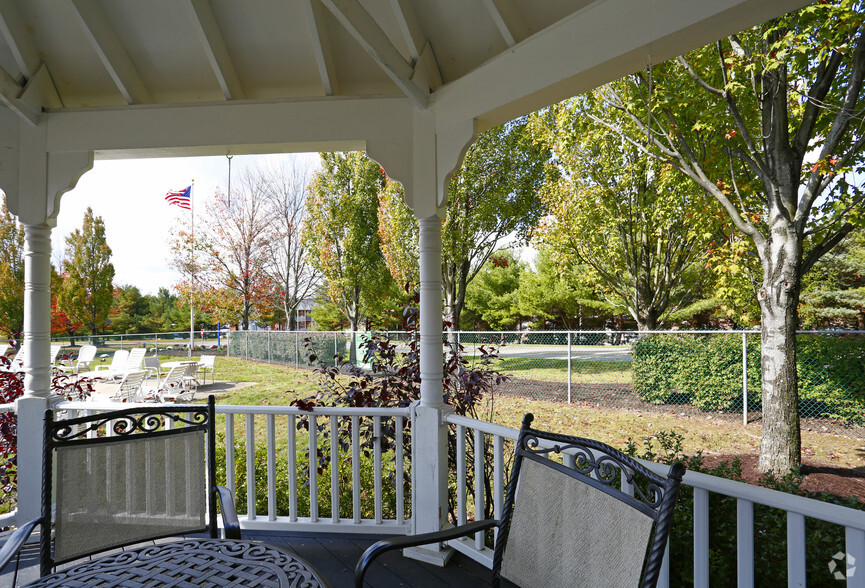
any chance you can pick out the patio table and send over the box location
[162,360,201,369]
[24,538,331,587]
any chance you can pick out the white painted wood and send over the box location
[184,0,245,101]
[737,499,754,588]
[319,0,427,109]
[787,512,806,587]
[309,414,318,522]
[330,415,340,523]
[288,414,298,522]
[457,423,466,526]
[395,416,404,522]
[0,65,37,125]
[493,434,503,543]
[69,0,153,105]
[846,527,865,588]
[0,0,41,78]
[302,0,337,96]
[387,0,423,60]
[374,415,383,524]
[266,413,276,521]
[22,223,52,398]
[693,488,710,588]
[474,427,484,551]
[226,413,235,495]
[352,414,361,524]
[237,517,408,535]
[13,396,47,521]
[434,0,810,131]
[481,0,528,47]
[245,413,256,520]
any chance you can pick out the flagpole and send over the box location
[189,179,195,357]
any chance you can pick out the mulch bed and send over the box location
[699,454,865,503]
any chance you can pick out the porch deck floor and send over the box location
[1,530,494,587]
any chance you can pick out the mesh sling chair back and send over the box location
[0,395,240,580]
[355,414,685,588]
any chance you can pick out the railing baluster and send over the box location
[693,488,709,588]
[225,414,235,496]
[309,415,318,522]
[374,416,382,525]
[737,499,754,588]
[288,414,297,522]
[266,413,276,521]
[474,428,484,551]
[246,414,256,520]
[846,526,865,588]
[457,424,466,526]
[396,416,404,523]
[493,434,503,543]
[352,415,361,525]
[787,512,806,587]
[330,415,339,523]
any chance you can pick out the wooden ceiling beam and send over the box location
[0,0,40,80]
[481,0,528,47]
[303,0,338,96]
[184,0,245,101]
[70,0,153,105]
[319,0,428,109]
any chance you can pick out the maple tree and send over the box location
[580,0,865,472]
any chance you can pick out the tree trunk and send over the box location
[756,232,802,474]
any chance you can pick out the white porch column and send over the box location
[1,112,93,523]
[15,223,53,523]
[405,214,453,565]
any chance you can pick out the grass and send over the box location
[207,357,865,472]
[494,357,632,384]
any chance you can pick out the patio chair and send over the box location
[142,355,161,386]
[145,364,195,403]
[109,369,150,402]
[55,344,97,375]
[0,396,240,582]
[123,347,147,376]
[0,344,61,373]
[78,349,129,380]
[197,354,216,385]
[355,414,686,588]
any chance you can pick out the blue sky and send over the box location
[54,152,319,295]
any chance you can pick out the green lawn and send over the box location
[493,357,632,384]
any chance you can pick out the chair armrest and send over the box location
[354,519,498,587]
[0,517,44,571]
[215,485,241,539]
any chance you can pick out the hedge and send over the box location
[632,333,865,425]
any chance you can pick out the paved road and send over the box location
[461,344,633,363]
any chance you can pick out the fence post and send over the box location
[120,335,124,350]
[245,331,249,361]
[267,330,271,363]
[742,331,748,426]
[567,331,572,404]
[295,331,299,368]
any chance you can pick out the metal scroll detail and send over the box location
[25,539,327,588]
[52,410,207,442]
[522,432,664,509]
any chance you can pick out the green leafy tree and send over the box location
[107,285,149,334]
[377,117,551,332]
[580,1,865,472]
[463,251,525,330]
[0,198,24,339]
[531,102,717,331]
[303,152,391,361]
[58,207,115,335]
[517,248,614,329]
[799,228,865,328]
[442,117,550,331]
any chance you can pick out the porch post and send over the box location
[405,214,453,565]
[2,113,93,523]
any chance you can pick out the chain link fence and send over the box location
[229,329,865,436]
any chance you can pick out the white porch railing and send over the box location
[445,413,865,588]
[53,400,412,536]
[7,401,865,586]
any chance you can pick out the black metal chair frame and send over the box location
[355,413,685,588]
[0,395,240,581]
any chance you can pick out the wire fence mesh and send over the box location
[229,329,865,436]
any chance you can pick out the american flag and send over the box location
[165,186,192,210]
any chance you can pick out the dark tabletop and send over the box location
[25,538,331,587]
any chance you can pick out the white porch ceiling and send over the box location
[0,0,811,149]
